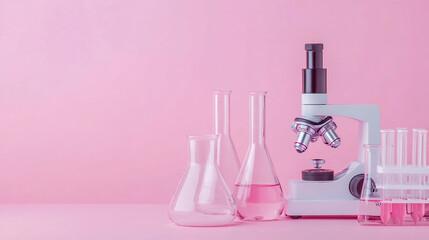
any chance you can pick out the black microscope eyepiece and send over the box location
[303,43,327,93]
[305,43,323,51]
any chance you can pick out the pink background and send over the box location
[0,0,428,203]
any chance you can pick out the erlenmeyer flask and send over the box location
[213,90,241,190]
[357,144,382,224]
[233,91,285,221]
[169,135,237,227]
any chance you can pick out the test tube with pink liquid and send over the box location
[410,129,427,223]
[359,128,429,226]
[380,129,394,225]
[390,128,407,225]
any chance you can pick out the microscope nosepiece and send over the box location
[292,116,341,152]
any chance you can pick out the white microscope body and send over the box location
[286,44,380,217]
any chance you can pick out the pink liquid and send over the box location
[380,202,392,225]
[233,184,285,221]
[360,200,428,225]
[358,199,383,224]
[391,203,406,225]
[411,203,425,224]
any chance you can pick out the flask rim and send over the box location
[213,90,232,94]
[248,91,267,95]
[187,134,219,141]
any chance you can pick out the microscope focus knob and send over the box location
[312,159,325,169]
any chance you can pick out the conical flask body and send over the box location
[233,92,285,221]
[169,135,236,226]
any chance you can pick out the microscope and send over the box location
[287,44,381,218]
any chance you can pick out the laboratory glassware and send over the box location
[357,144,382,224]
[233,91,285,221]
[169,135,237,227]
[358,128,429,226]
[411,129,426,223]
[213,90,241,190]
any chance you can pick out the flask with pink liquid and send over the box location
[233,91,285,221]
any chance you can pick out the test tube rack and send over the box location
[377,128,428,225]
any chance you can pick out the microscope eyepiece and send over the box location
[303,43,327,93]
[305,43,323,51]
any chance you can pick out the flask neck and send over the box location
[214,91,231,136]
[189,135,218,165]
[249,92,266,144]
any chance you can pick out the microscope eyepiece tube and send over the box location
[306,49,323,69]
[303,43,327,94]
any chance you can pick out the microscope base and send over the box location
[286,160,364,217]
[286,199,359,216]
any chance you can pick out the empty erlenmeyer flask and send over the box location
[169,135,237,227]
[213,90,241,190]
[233,91,285,221]
[357,144,382,224]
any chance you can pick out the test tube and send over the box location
[410,129,425,223]
[380,130,395,225]
[422,129,429,216]
[414,130,426,198]
[419,129,427,219]
[419,129,427,201]
[391,128,407,225]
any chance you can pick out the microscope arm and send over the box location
[302,104,381,162]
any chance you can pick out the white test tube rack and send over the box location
[377,129,428,203]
